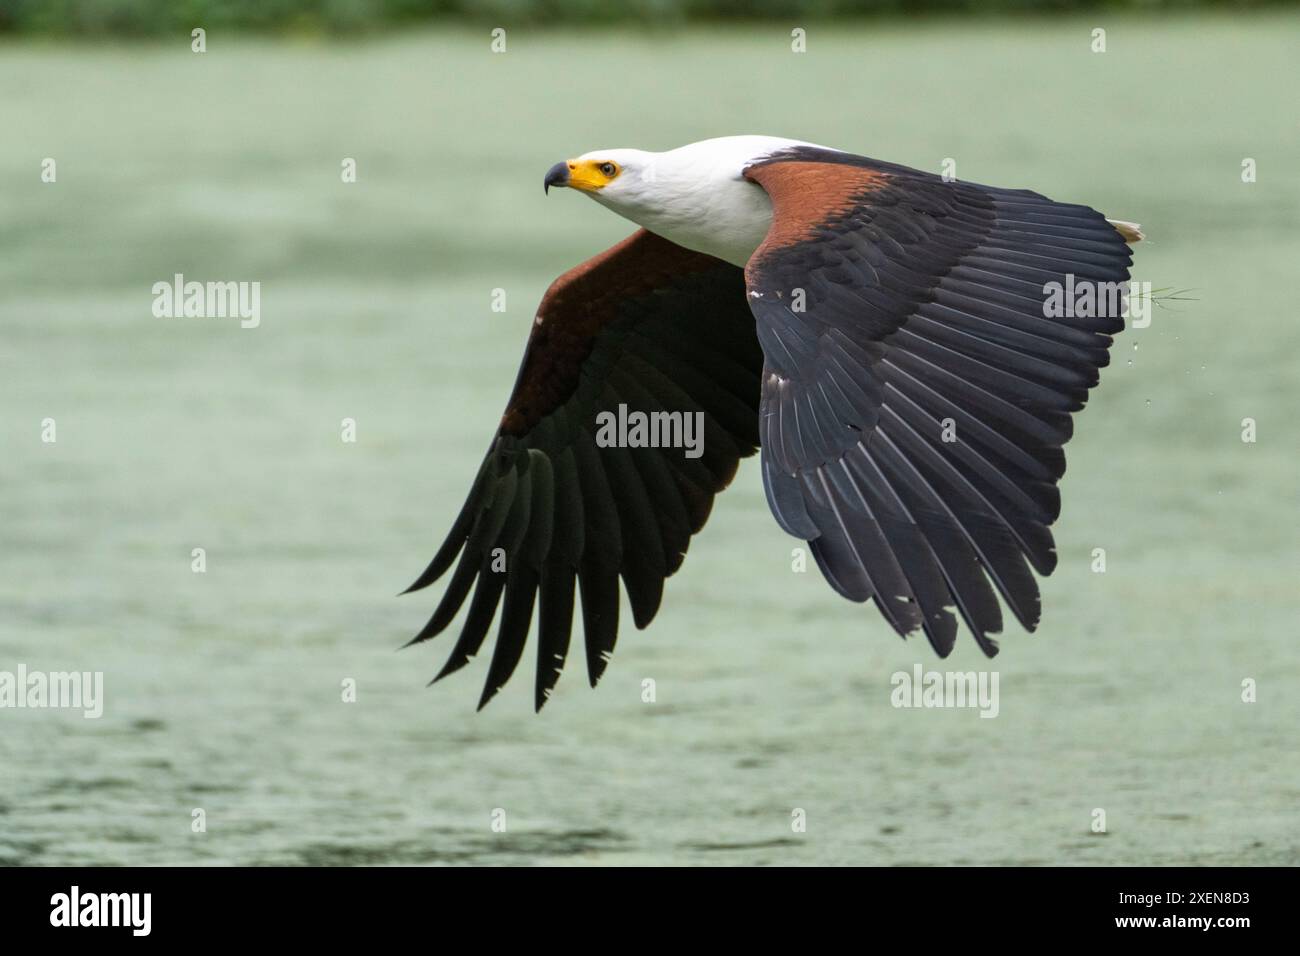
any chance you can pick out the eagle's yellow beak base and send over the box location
[545,158,618,194]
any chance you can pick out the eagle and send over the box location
[405,136,1141,710]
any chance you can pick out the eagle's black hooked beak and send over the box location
[543,162,570,194]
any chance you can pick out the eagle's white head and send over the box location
[543,136,818,266]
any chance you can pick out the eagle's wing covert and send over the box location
[743,147,1136,656]
[406,229,762,709]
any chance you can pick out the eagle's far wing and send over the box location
[743,147,1136,657]
[406,229,762,710]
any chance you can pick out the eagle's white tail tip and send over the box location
[1107,218,1144,243]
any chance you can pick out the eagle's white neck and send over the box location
[580,136,820,267]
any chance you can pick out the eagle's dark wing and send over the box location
[743,147,1135,656]
[406,229,762,709]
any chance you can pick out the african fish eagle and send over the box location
[405,135,1142,710]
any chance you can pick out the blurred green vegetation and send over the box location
[0,0,1292,36]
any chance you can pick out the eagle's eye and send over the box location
[598,162,618,178]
